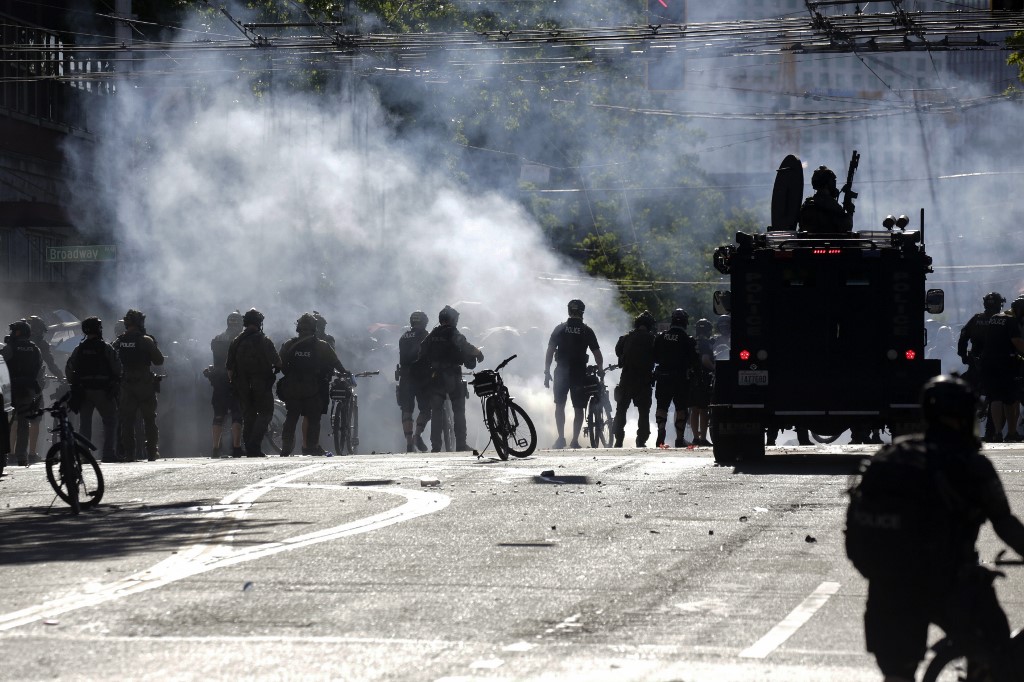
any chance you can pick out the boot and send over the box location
[656,427,666,447]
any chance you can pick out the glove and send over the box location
[544,369,552,389]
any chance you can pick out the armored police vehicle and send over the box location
[709,153,944,462]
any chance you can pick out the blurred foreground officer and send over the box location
[612,311,657,448]
[227,308,280,457]
[2,320,42,466]
[419,305,483,452]
[654,309,698,448]
[544,299,603,449]
[278,313,346,456]
[113,309,164,461]
[207,310,244,457]
[66,317,121,461]
[398,310,430,452]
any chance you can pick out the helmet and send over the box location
[716,314,731,335]
[921,374,977,437]
[82,316,102,336]
[410,310,428,328]
[634,310,656,330]
[671,308,689,327]
[567,299,585,316]
[695,318,713,337]
[1011,298,1024,317]
[242,308,264,328]
[811,166,837,190]
[296,313,317,335]
[26,315,47,339]
[227,310,244,327]
[983,292,1005,312]
[124,309,146,329]
[8,319,30,337]
[312,311,327,333]
[439,305,460,326]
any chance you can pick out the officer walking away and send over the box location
[2,320,42,466]
[419,305,483,453]
[206,310,244,457]
[846,375,1024,682]
[960,292,1024,442]
[612,311,657,448]
[688,319,715,447]
[398,310,430,452]
[544,299,603,449]
[1004,297,1024,442]
[278,313,347,456]
[957,291,1004,393]
[113,309,165,461]
[226,308,281,457]
[798,165,854,234]
[654,309,698,448]
[66,317,121,461]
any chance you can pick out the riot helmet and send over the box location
[410,310,428,328]
[983,292,1005,313]
[439,305,460,326]
[567,299,585,317]
[242,308,264,329]
[716,314,731,336]
[1012,298,1024,318]
[82,316,102,336]
[920,374,977,439]
[296,313,317,335]
[26,315,47,340]
[8,319,30,338]
[312,311,327,334]
[695,318,713,338]
[227,310,244,328]
[671,308,689,328]
[124,309,146,330]
[634,310,656,330]
[811,166,837,191]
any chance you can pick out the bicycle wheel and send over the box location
[46,441,104,512]
[484,397,509,461]
[586,397,602,447]
[441,399,455,452]
[487,398,537,459]
[333,400,349,456]
[921,641,968,682]
[347,398,359,454]
[263,401,285,454]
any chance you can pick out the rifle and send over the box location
[842,150,860,214]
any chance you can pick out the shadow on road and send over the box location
[729,452,867,476]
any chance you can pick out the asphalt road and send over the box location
[2,442,1023,682]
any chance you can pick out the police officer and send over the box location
[312,311,336,350]
[24,315,65,461]
[544,299,603,449]
[1004,297,1024,442]
[859,375,1024,682]
[419,305,483,452]
[113,309,165,461]
[798,165,854,234]
[2,320,42,466]
[66,317,121,461]
[278,313,347,456]
[688,318,715,447]
[612,310,657,448]
[207,310,244,457]
[654,308,698,448]
[226,308,281,457]
[398,310,430,452]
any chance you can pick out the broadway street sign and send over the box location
[46,245,117,263]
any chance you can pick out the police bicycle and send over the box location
[27,392,104,514]
[583,364,618,448]
[469,354,536,460]
[330,370,379,455]
[922,550,1024,682]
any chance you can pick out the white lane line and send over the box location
[739,581,841,659]
[0,465,450,631]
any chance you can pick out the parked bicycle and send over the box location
[27,392,104,514]
[330,370,379,455]
[583,364,618,448]
[922,549,1024,682]
[469,354,536,460]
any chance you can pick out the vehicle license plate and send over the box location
[738,370,768,386]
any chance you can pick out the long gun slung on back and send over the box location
[842,150,860,214]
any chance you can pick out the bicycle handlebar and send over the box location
[23,391,71,420]
[494,354,517,373]
[995,549,1024,566]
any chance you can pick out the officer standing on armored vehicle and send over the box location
[207,310,244,457]
[544,299,603,449]
[798,164,855,234]
[2,320,42,466]
[612,311,657,448]
[419,305,483,453]
[398,310,430,452]
[654,309,698,448]
[226,308,281,457]
[113,309,164,461]
[66,317,121,461]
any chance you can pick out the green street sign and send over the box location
[46,245,117,263]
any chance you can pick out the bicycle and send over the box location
[583,364,617,448]
[330,370,379,455]
[27,392,104,514]
[922,550,1024,682]
[263,399,287,454]
[469,354,537,460]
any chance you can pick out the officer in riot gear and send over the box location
[798,165,854,234]
[66,317,122,461]
[206,310,244,457]
[544,299,603,449]
[24,315,65,461]
[226,308,281,457]
[418,305,483,452]
[689,319,715,447]
[398,310,430,452]
[654,309,699,447]
[2,320,42,466]
[613,311,657,448]
[112,309,165,461]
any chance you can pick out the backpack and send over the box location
[844,438,964,580]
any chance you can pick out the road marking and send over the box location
[739,581,841,659]
[0,463,450,631]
